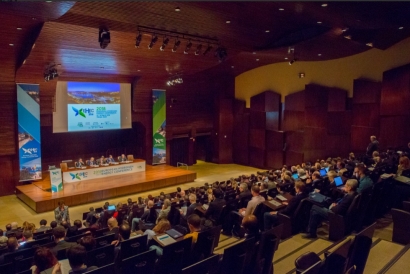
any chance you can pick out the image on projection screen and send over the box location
[67,82,121,132]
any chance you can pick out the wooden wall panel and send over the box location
[284,91,305,111]
[249,129,266,149]
[379,116,410,150]
[328,88,347,112]
[265,150,284,169]
[233,113,249,165]
[266,130,285,151]
[351,126,379,153]
[304,108,327,128]
[326,135,351,158]
[283,110,305,131]
[285,131,304,152]
[0,82,17,156]
[352,79,381,104]
[0,156,17,196]
[249,147,265,168]
[352,104,380,128]
[250,90,281,112]
[327,111,352,135]
[380,64,410,116]
[305,84,328,108]
[304,150,327,163]
[250,111,267,129]
[285,151,304,167]
[304,127,327,149]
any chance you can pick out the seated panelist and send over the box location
[119,154,127,162]
[76,158,85,168]
[97,156,106,165]
[106,155,116,163]
[88,157,96,166]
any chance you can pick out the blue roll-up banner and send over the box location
[17,83,42,181]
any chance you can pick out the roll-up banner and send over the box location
[17,84,42,181]
[152,89,166,165]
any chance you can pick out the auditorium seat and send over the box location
[67,233,88,243]
[181,254,220,274]
[94,233,115,248]
[121,249,156,274]
[219,237,256,274]
[299,261,322,274]
[391,208,410,245]
[0,263,14,274]
[86,244,115,268]
[278,198,310,239]
[4,247,34,264]
[321,238,352,274]
[14,256,33,273]
[257,227,280,274]
[84,263,115,274]
[295,252,322,274]
[156,237,193,274]
[189,226,221,264]
[119,234,148,260]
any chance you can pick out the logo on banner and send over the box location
[22,148,37,154]
[69,172,88,180]
[154,139,164,144]
[51,171,59,176]
[72,107,94,118]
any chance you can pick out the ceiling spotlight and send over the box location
[175,7,181,12]
[44,64,59,82]
[160,37,170,51]
[321,3,328,7]
[256,59,259,61]
[366,42,373,47]
[342,27,349,32]
[299,73,305,78]
[399,26,404,30]
[265,30,270,33]
[289,59,296,65]
[284,57,288,60]
[148,35,158,49]
[231,66,234,68]
[226,20,231,24]
[184,40,192,54]
[288,46,294,54]
[98,28,110,49]
[195,44,203,55]
[135,33,142,48]
[172,39,181,52]
[344,35,352,39]
[317,21,322,24]
[17,27,22,30]
[203,45,213,56]
[9,43,14,46]
[318,53,322,56]
[215,46,228,62]
[279,8,284,11]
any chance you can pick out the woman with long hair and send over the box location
[31,247,61,274]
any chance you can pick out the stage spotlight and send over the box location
[160,37,170,51]
[203,45,213,56]
[99,28,110,49]
[184,40,192,54]
[289,59,296,65]
[195,44,203,55]
[135,33,142,48]
[172,39,181,52]
[148,35,158,49]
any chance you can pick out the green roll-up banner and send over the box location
[152,89,166,165]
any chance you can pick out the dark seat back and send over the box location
[158,237,193,274]
[219,238,256,274]
[95,233,115,248]
[322,239,352,274]
[168,206,181,226]
[34,230,53,240]
[14,256,33,273]
[391,208,410,245]
[346,235,372,274]
[24,238,51,249]
[0,262,14,274]
[56,248,68,260]
[4,248,34,263]
[190,226,220,264]
[295,252,322,272]
[120,235,148,260]
[121,249,156,274]
[67,233,88,243]
[86,244,115,268]
[84,263,115,273]
[299,261,322,274]
[181,254,220,274]
[257,228,279,274]
[94,227,109,238]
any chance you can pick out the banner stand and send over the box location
[50,168,63,193]
[152,89,166,165]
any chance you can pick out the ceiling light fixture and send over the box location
[256,59,259,61]
[231,66,234,68]
[135,32,142,48]
[321,3,328,7]
[284,57,288,60]
[299,73,305,78]
[195,44,202,55]
[9,43,14,46]
[98,28,110,49]
[317,21,322,24]
[252,52,256,54]
[203,45,213,56]
[226,20,231,24]
[44,63,59,82]
[279,8,284,11]
[366,42,373,47]
[318,53,322,56]
[17,27,22,30]
[175,7,181,12]
[289,59,296,65]
[184,40,192,54]
[265,30,270,33]
[148,34,158,49]
[399,26,404,30]
[344,35,352,39]
[172,39,181,52]
[160,37,170,51]
[342,27,349,32]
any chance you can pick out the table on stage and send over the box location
[61,159,146,183]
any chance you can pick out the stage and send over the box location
[16,164,197,213]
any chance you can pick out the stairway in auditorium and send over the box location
[213,233,410,273]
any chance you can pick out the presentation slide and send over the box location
[67,82,121,132]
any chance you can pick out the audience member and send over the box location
[156,199,171,224]
[131,200,155,231]
[84,207,96,227]
[397,156,410,176]
[66,220,83,238]
[31,247,61,274]
[204,189,226,224]
[50,226,76,256]
[37,219,51,232]
[303,179,358,239]
[105,217,120,240]
[237,182,251,200]
[242,215,260,240]
[50,221,58,229]
[67,245,98,273]
[54,200,70,225]
[0,237,19,264]
[366,135,379,156]
[79,235,96,251]
[144,219,171,244]
[354,164,374,193]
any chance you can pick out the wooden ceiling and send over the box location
[1,1,410,82]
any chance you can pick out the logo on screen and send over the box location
[69,172,87,180]
[72,107,94,118]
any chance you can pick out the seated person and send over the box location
[106,154,116,164]
[67,245,98,273]
[181,194,198,220]
[264,181,308,230]
[50,226,76,256]
[75,158,85,168]
[242,214,260,240]
[131,200,155,232]
[397,156,410,176]
[88,157,96,166]
[222,186,265,236]
[236,182,252,200]
[113,224,131,263]
[303,179,358,239]
[144,219,172,244]
[66,220,83,238]
[204,189,226,224]
[305,171,322,193]
[156,199,171,224]
[37,219,51,232]
[104,217,120,240]
[354,164,374,193]
[97,156,106,165]
[119,154,127,162]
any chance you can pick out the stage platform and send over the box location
[16,164,197,213]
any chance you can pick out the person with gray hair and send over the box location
[236,183,251,200]
[181,194,199,221]
[156,199,171,224]
[303,179,358,239]
[131,200,155,231]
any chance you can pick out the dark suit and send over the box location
[186,203,198,218]
[366,140,379,156]
[119,156,127,162]
[238,189,251,200]
[66,226,79,238]
[50,240,76,256]
[306,191,357,237]
[85,211,96,225]
[281,192,308,216]
[104,227,119,240]
[205,198,226,222]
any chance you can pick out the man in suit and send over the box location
[119,154,127,162]
[264,181,308,230]
[184,194,199,218]
[66,220,83,238]
[303,179,358,239]
[88,157,96,166]
[84,207,96,227]
[237,182,251,200]
[131,200,154,231]
[366,135,379,156]
[50,226,76,256]
[67,245,98,273]
[306,171,322,193]
[75,158,85,168]
[205,189,226,224]
[104,217,120,240]
[106,154,116,164]
[97,156,106,165]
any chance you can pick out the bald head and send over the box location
[147,200,154,208]
[107,217,118,230]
